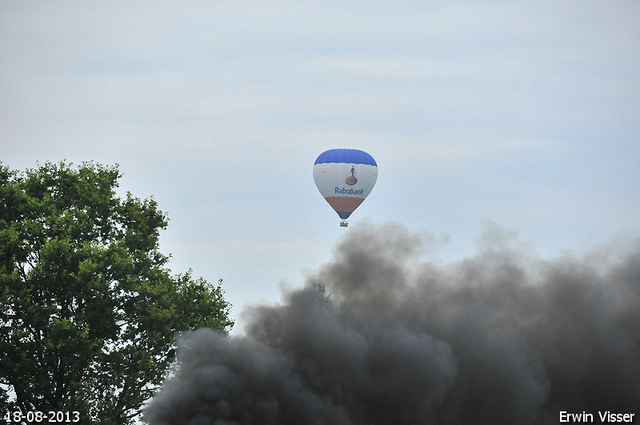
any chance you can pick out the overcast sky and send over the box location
[2,1,639,333]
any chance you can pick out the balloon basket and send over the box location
[340,221,349,227]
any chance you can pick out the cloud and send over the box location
[144,222,640,424]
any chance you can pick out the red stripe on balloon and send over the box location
[325,196,365,213]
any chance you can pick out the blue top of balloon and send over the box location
[314,149,377,166]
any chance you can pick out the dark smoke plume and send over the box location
[144,222,640,425]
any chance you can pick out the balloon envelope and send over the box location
[313,148,378,220]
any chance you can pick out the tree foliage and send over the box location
[0,161,233,424]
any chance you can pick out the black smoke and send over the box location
[144,222,640,425]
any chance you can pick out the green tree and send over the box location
[0,161,233,424]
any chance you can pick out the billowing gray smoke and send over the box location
[144,222,640,424]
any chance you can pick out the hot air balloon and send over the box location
[313,148,378,227]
